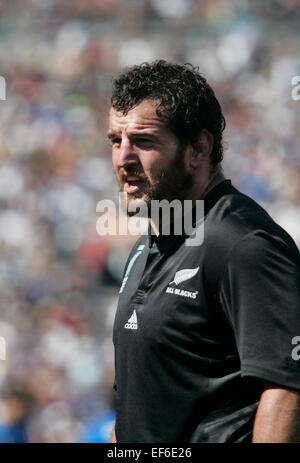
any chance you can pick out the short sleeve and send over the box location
[219,231,300,391]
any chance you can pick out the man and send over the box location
[108,60,300,443]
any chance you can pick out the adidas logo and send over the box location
[124,310,138,330]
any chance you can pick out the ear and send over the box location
[187,129,214,169]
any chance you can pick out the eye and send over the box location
[111,138,121,146]
[135,138,153,147]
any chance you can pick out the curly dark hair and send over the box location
[111,60,225,166]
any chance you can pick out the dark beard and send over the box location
[118,145,194,217]
[146,147,194,204]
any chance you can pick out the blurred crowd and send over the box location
[0,0,299,442]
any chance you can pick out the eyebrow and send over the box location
[107,130,160,140]
[107,132,117,140]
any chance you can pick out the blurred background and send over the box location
[0,0,299,443]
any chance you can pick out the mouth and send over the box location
[123,174,146,195]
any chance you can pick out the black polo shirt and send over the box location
[113,180,300,443]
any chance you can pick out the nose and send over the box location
[117,135,139,169]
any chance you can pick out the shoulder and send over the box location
[202,184,300,290]
[205,185,298,253]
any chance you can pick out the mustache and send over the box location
[118,167,148,184]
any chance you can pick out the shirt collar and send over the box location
[147,179,234,250]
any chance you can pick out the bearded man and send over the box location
[107,60,300,443]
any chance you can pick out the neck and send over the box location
[199,167,226,200]
[150,167,226,237]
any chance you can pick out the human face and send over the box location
[108,99,193,215]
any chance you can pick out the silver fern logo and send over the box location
[166,267,199,299]
[169,267,199,285]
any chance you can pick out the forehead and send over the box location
[109,99,168,133]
